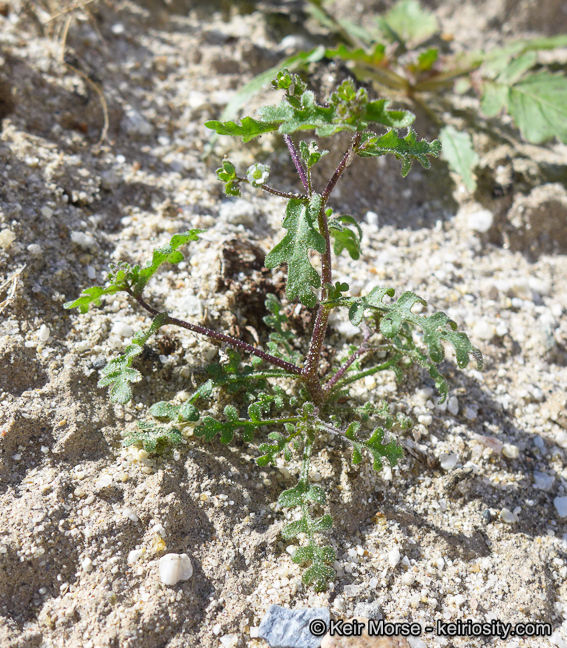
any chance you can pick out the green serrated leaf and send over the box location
[265,195,326,308]
[439,125,479,192]
[97,313,167,404]
[377,0,438,48]
[132,230,203,296]
[122,422,182,453]
[209,68,414,142]
[282,518,309,540]
[149,401,180,420]
[357,127,441,176]
[205,116,280,142]
[329,215,362,260]
[63,284,124,314]
[364,427,404,471]
[326,44,386,67]
[506,71,567,144]
[278,482,309,508]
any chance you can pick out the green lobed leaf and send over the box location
[64,230,203,312]
[97,313,168,404]
[364,427,404,471]
[292,544,336,592]
[132,229,203,296]
[439,125,479,192]
[506,71,567,144]
[357,127,441,176]
[63,284,125,314]
[122,422,182,453]
[326,44,387,67]
[329,287,483,370]
[207,70,415,142]
[376,0,438,48]
[329,215,363,260]
[265,195,326,308]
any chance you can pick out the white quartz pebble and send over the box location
[112,321,134,338]
[38,324,50,342]
[159,553,193,585]
[388,548,401,567]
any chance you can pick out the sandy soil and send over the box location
[1,1,567,647]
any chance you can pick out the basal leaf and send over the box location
[439,125,479,192]
[357,127,441,176]
[265,195,326,308]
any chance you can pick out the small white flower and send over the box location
[246,163,270,187]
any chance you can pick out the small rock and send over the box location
[0,229,16,249]
[472,320,494,341]
[27,243,42,256]
[533,471,555,491]
[495,322,508,337]
[554,497,567,519]
[481,509,492,525]
[439,453,458,471]
[159,553,193,586]
[447,396,459,416]
[121,107,153,136]
[38,324,50,343]
[388,548,401,568]
[467,208,494,233]
[219,635,238,648]
[334,320,361,339]
[127,549,145,564]
[258,605,330,648]
[70,231,96,249]
[500,508,518,524]
[321,618,411,648]
[112,321,134,338]
[365,211,379,227]
[464,406,477,421]
[123,507,139,522]
[502,444,519,459]
[95,475,113,490]
[81,557,93,572]
[353,602,382,620]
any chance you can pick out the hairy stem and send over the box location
[128,291,303,375]
[322,132,361,201]
[284,134,309,193]
[328,354,403,394]
[236,176,306,200]
[302,136,364,400]
[323,323,375,392]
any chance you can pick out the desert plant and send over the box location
[64,69,482,590]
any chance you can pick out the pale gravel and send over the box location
[1,1,567,648]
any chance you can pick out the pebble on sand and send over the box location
[258,605,330,648]
[159,553,193,586]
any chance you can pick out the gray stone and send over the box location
[258,605,330,648]
[353,601,382,620]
